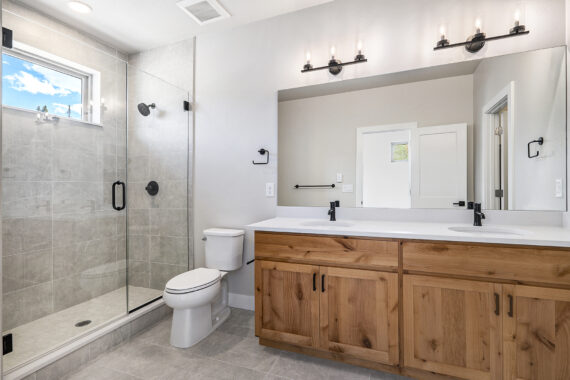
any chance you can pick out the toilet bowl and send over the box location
[163,228,244,348]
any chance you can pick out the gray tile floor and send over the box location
[63,308,411,380]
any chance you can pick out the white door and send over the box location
[356,123,416,208]
[411,123,467,209]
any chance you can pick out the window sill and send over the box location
[2,105,104,128]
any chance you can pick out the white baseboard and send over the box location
[228,293,254,310]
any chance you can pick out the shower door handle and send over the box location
[112,181,126,211]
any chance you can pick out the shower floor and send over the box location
[3,286,162,373]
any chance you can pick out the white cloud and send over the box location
[52,102,82,116]
[3,62,81,97]
[29,64,82,94]
[2,60,9,65]
[4,71,72,96]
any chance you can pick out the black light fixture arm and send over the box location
[434,30,530,51]
[301,58,368,74]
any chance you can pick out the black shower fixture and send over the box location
[434,12,529,53]
[302,42,367,75]
[137,102,156,116]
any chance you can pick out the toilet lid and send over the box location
[165,268,220,294]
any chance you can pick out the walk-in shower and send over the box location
[0,0,192,374]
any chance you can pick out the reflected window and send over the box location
[2,52,88,120]
[391,142,408,162]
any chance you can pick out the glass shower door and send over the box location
[126,65,191,311]
[1,3,128,372]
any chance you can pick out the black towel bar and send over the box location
[294,184,335,189]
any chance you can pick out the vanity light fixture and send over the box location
[434,13,529,53]
[302,42,367,75]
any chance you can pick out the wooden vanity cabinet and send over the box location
[255,232,570,380]
[255,260,399,365]
[255,260,320,348]
[502,284,570,380]
[320,267,399,365]
[403,275,503,380]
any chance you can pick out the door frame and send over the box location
[481,82,515,210]
[355,122,417,208]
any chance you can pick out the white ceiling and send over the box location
[16,0,333,54]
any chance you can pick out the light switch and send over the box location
[336,173,343,183]
[265,182,275,197]
[342,184,353,193]
[555,179,563,198]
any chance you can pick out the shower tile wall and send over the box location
[126,41,194,297]
[1,1,127,330]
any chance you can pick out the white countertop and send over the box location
[247,217,570,248]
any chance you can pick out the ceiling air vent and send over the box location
[177,0,230,25]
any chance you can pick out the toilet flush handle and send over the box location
[202,236,207,241]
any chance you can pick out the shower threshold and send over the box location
[3,286,162,373]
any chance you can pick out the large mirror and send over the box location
[278,46,567,211]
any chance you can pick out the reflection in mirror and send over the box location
[278,46,566,211]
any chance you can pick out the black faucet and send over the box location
[328,200,340,221]
[473,203,486,226]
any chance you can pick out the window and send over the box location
[391,142,408,162]
[2,49,92,121]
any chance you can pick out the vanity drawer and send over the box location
[255,232,398,271]
[403,241,570,286]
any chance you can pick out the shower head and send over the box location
[137,102,155,116]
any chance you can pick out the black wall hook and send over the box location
[252,148,269,165]
[528,137,544,158]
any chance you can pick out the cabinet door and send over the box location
[403,275,502,380]
[255,260,320,347]
[503,285,570,380]
[319,267,399,365]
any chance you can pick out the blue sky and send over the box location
[2,53,83,119]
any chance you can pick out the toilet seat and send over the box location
[165,268,220,294]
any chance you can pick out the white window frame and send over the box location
[3,41,102,124]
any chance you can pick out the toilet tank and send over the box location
[204,228,245,271]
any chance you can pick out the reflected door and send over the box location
[411,123,467,208]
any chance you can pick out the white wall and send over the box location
[278,75,473,207]
[473,47,566,211]
[194,0,566,300]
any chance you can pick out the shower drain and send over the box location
[75,320,92,327]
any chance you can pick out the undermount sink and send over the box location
[301,220,354,227]
[448,226,528,236]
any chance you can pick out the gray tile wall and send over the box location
[126,42,194,301]
[1,1,128,330]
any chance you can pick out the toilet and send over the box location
[163,228,244,348]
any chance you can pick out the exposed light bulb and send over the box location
[475,18,482,33]
[330,45,336,58]
[306,51,311,63]
[357,41,363,53]
[514,9,521,26]
[439,25,446,39]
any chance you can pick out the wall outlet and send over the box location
[265,182,275,197]
[342,184,354,193]
[555,179,563,198]
[336,173,343,183]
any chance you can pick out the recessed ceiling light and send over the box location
[68,1,92,14]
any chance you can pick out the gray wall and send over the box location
[126,40,194,295]
[473,47,567,210]
[194,0,567,301]
[2,1,127,330]
[278,75,474,207]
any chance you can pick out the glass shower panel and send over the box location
[126,65,190,311]
[1,1,128,372]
